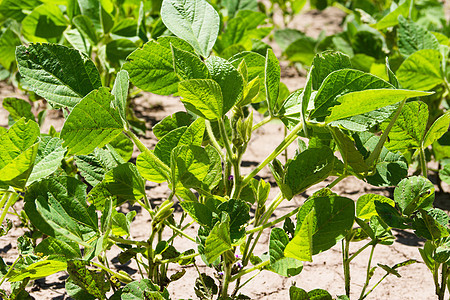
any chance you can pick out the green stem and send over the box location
[242,121,303,187]
[0,255,21,287]
[419,147,428,178]
[366,98,407,167]
[347,240,374,264]
[438,264,448,300]
[167,220,195,244]
[362,273,389,299]
[434,263,441,298]
[221,255,232,299]
[327,174,348,189]
[230,152,243,199]
[252,116,273,131]
[91,261,133,283]
[0,192,19,226]
[158,252,199,264]
[109,236,149,247]
[205,120,225,160]
[218,117,233,162]
[164,220,196,242]
[246,206,299,234]
[343,239,351,297]
[230,260,270,282]
[359,244,376,299]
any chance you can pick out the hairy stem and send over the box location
[359,244,376,299]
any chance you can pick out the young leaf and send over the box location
[16,44,101,108]
[161,0,220,57]
[0,118,39,189]
[423,111,450,148]
[206,56,243,114]
[204,214,232,263]
[7,260,67,282]
[356,194,395,221]
[67,260,110,299]
[375,0,411,29]
[102,163,146,204]
[396,49,443,90]
[0,27,21,69]
[285,209,314,262]
[268,228,303,277]
[2,97,35,123]
[311,50,352,90]
[398,16,440,57]
[136,150,170,183]
[61,88,124,155]
[153,112,194,140]
[27,136,65,185]
[394,176,435,216]
[172,45,211,80]
[178,79,223,120]
[111,70,129,128]
[265,48,280,115]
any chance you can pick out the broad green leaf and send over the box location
[153,112,194,140]
[108,133,133,162]
[27,136,65,185]
[111,70,129,128]
[382,101,428,152]
[111,210,136,236]
[76,147,121,187]
[61,88,123,155]
[178,118,205,146]
[0,28,22,69]
[204,214,232,263]
[224,0,258,18]
[0,118,39,189]
[8,260,67,282]
[64,29,91,55]
[136,151,169,183]
[178,79,223,120]
[67,260,110,299]
[118,279,169,300]
[285,209,314,262]
[396,49,442,90]
[202,145,222,190]
[16,43,101,108]
[229,51,265,82]
[206,56,243,114]
[423,111,450,148]
[180,201,213,228]
[268,228,303,277]
[375,0,411,29]
[325,89,431,123]
[311,50,352,90]
[310,69,393,120]
[217,199,250,241]
[0,0,42,22]
[295,196,355,254]
[284,36,317,65]
[307,289,332,300]
[3,97,35,123]
[102,163,145,204]
[413,209,449,240]
[73,15,98,45]
[35,236,81,260]
[284,148,334,200]
[394,176,434,216]
[330,127,368,174]
[123,41,178,95]
[357,194,395,221]
[161,0,220,57]
[21,4,68,42]
[265,49,280,115]
[439,164,450,185]
[24,176,98,239]
[215,16,247,53]
[171,145,210,189]
[274,29,305,52]
[289,286,309,300]
[172,45,211,80]
[105,39,137,64]
[66,278,96,300]
[398,16,440,57]
[154,127,187,165]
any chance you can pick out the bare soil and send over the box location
[1,6,449,300]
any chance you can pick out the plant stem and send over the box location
[163,220,196,242]
[359,244,376,299]
[327,173,348,189]
[0,255,21,287]
[218,117,233,162]
[221,255,232,299]
[438,264,448,300]
[109,236,149,247]
[91,261,133,283]
[343,239,351,297]
[158,252,199,264]
[230,260,270,282]
[419,147,428,178]
[0,192,19,226]
[346,240,375,264]
[246,206,299,234]
[205,120,225,160]
[252,116,273,131]
[242,121,303,187]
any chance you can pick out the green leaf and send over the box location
[356,194,395,220]
[66,278,96,300]
[153,112,194,140]
[311,50,352,90]
[439,163,450,185]
[118,279,169,300]
[76,147,121,187]
[172,45,210,80]
[105,39,137,64]
[382,101,428,152]
[423,111,450,148]
[310,69,393,120]
[295,195,355,254]
[204,214,232,263]
[396,49,443,90]
[398,16,440,57]
[154,127,187,165]
[284,36,317,65]
[27,136,65,185]
[289,286,308,300]
[0,28,22,69]
[307,289,332,300]
[73,15,98,45]
[35,236,81,260]
[268,228,303,277]
[67,260,110,299]
[265,48,280,115]
[8,260,67,282]
[102,163,146,204]
[178,79,223,120]
[285,209,314,262]
[325,89,431,123]
[180,201,214,228]
[111,210,135,236]
[16,43,101,108]
[2,97,35,122]
[64,29,91,55]
[0,0,42,22]
[0,118,39,189]
[161,0,219,57]
[412,209,449,240]
[206,56,243,114]
[330,127,368,175]
[111,70,129,128]
[108,133,133,162]
[217,199,250,241]
[136,150,169,183]
[375,0,411,29]
[285,148,334,200]
[21,4,68,42]
[394,176,434,216]
[61,87,123,155]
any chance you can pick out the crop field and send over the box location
[0,0,450,299]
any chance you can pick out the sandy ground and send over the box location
[0,5,449,300]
